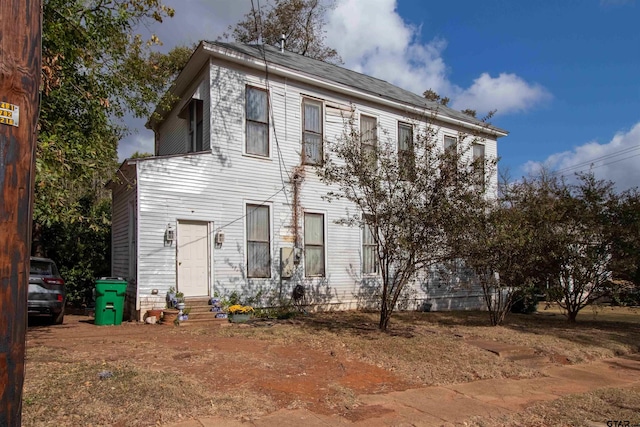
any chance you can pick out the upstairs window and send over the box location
[398,122,414,180]
[443,135,458,174]
[187,99,203,152]
[246,86,269,157]
[360,115,377,170]
[444,135,457,154]
[304,213,325,277]
[302,99,323,165]
[473,143,486,187]
[246,204,271,278]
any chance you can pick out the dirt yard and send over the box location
[23,307,640,426]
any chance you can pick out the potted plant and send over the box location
[162,288,181,325]
[227,304,254,323]
[175,292,186,311]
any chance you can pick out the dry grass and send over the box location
[22,307,640,426]
[218,308,640,384]
[467,385,640,426]
[23,347,275,427]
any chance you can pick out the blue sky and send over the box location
[120,0,640,189]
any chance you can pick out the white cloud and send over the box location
[325,0,549,116]
[522,122,640,190]
[451,73,551,115]
[148,0,251,51]
[325,0,452,95]
[118,0,551,159]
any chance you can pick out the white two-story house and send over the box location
[110,41,508,321]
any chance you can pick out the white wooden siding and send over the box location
[127,56,498,315]
[157,67,211,155]
[111,163,137,280]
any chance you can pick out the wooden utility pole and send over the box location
[0,0,42,425]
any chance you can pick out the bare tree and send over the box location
[226,0,341,63]
[317,114,495,331]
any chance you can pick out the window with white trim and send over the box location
[246,86,269,157]
[304,213,325,277]
[303,99,323,165]
[246,204,270,278]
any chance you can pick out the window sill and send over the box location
[243,152,273,161]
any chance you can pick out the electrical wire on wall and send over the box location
[250,0,294,210]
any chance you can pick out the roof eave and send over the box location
[202,42,508,138]
[146,42,210,131]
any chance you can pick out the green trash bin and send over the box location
[95,277,127,326]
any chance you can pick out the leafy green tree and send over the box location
[503,173,620,322]
[317,117,494,331]
[457,189,537,325]
[610,188,640,287]
[36,0,189,301]
[226,0,341,63]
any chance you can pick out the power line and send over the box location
[551,144,640,176]
[251,0,293,208]
[216,185,286,230]
[557,152,640,177]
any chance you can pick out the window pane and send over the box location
[303,132,322,164]
[304,214,323,245]
[473,143,485,161]
[246,88,267,122]
[305,247,324,276]
[247,205,269,241]
[398,123,412,151]
[444,135,457,152]
[304,213,325,277]
[247,204,270,278]
[363,246,376,274]
[361,116,377,145]
[363,222,375,245]
[473,143,485,185]
[362,222,377,274]
[247,242,270,277]
[304,103,321,132]
[247,122,268,156]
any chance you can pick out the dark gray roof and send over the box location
[207,41,507,135]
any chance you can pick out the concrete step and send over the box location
[183,297,213,308]
[180,317,230,327]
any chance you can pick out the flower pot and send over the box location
[176,302,186,311]
[228,313,251,323]
[162,309,179,325]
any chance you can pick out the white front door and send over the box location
[177,220,209,297]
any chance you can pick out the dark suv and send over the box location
[28,257,66,324]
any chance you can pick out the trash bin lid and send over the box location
[96,277,127,283]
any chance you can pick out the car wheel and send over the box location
[52,309,64,325]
